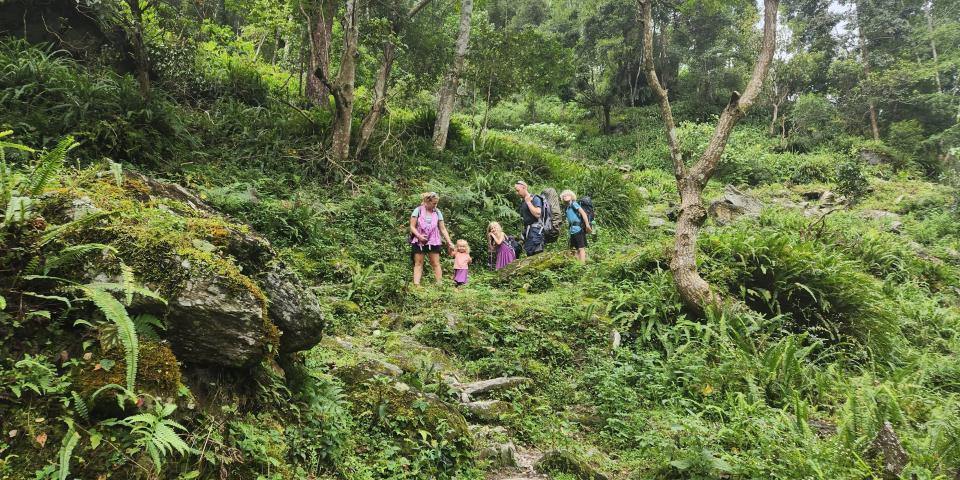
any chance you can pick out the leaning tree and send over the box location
[638,0,779,313]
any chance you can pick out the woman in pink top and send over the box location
[409,192,455,286]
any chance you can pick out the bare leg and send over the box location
[413,252,425,286]
[429,252,443,284]
[576,248,587,263]
[430,252,443,285]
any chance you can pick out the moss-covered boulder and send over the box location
[535,450,609,480]
[44,172,326,367]
[73,340,181,407]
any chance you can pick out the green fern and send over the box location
[78,285,139,392]
[27,135,76,196]
[118,401,193,472]
[71,390,90,420]
[57,424,81,480]
[133,313,166,341]
[42,243,119,275]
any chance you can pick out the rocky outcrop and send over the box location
[163,263,272,368]
[257,263,325,353]
[67,172,327,369]
[708,185,762,225]
[534,450,609,480]
[867,422,909,480]
[456,376,531,402]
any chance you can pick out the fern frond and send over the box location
[78,286,138,392]
[38,210,117,247]
[84,282,166,305]
[27,135,76,196]
[133,313,165,340]
[71,391,89,420]
[120,264,135,306]
[57,425,80,480]
[43,243,118,274]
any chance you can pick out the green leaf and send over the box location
[99,359,116,372]
[0,295,5,310]
[57,426,80,480]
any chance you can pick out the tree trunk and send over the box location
[769,101,779,136]
[355,0,434,158]
[305,0,336,106]
[639,0,779,314]
[356,42,396,157]
[433,0,474,151]
[314,0,359,164]
[601,103,611,133]
[925,2,942,93]
[125,0,151,99]
[855,2,880,140]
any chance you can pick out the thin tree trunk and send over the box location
[769,101,779,136]
[125,0,151,99]
[355,0,435,157]
[639,0,779,313]
[304,0,335,105]
[925,1,942,93]
[433,0,474,151]
[480,71,493,148]
[356,42,396,157]
[314,0,359,163]
[855,2,881,140]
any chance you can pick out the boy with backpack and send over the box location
[514,180,565,257]
[560,190,593,262]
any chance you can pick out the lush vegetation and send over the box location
[1,0,960,478]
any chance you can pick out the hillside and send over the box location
[2,1,960,478]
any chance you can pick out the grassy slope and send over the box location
[2,40,960,479]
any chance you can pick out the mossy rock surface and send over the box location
[333,361,474,468]
[73,340,181,408]
[535,449,609,480]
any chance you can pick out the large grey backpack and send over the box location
[539,188,562,243]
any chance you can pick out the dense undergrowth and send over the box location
[2,39,960,480]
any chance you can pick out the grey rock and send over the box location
[867,422,909,480]
[478,441,518,468]
[708,185,762,225]
[459,377,531,402]
[534,450,609,480]
[610,330,621,349]
[860,149,893,166]
[164,266,270,368]
[820,191,837,205]
[258,263,325,353]
[889,221,904,234]
[68,196,100,221]
[462,400,510,422]
[861,210,901,222]
[648,217,667,228]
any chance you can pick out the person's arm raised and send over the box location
[525,195,542,219]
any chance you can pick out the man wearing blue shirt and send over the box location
[514,180,544,256]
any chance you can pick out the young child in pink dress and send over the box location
[452,239,472,287]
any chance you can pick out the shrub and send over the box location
[701,223,901,361]
[788,93,843,152]
[517,123,577,148]
[835,157,870,202]
[224,61,269,106]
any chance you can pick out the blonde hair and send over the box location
[560,189,576,201]
[421,191,440,203]
[455,239,470,254]
[487,221,503,234]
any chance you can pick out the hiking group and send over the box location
[409,181,594,286]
